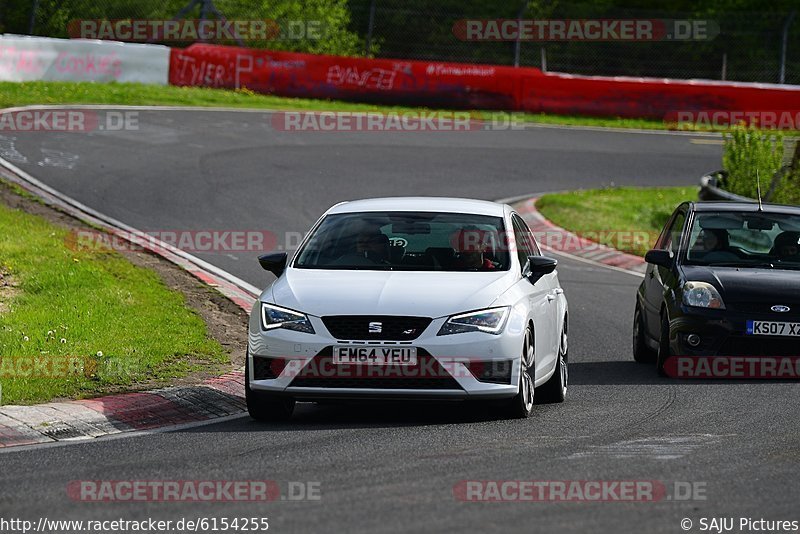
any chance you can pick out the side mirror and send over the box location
[644,249,674,268]
[524,255,558,279]
[258,252,288,278]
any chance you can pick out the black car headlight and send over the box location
[682,281,726,310]
[437,306,510,336]
[260,303,315,334]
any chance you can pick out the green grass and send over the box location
[536,186,698,257]
[4,82,798,133]
[0,81,669,130]
[0,195,228,405]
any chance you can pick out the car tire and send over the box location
[245,355,296,422]
[537,319,568,404]
[656,314,672,377]
[633,304,657,364]
[499,326,535,419]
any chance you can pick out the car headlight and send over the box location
[260,303,315,334]
[437,306,510,336]
[682,281,725,310]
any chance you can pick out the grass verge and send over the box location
[0,81,670,130]
[0,185,229,405]
[536,186,698,257]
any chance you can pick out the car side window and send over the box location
[661,212,687,254]
[511,215,535,269]
[515,215,541,256]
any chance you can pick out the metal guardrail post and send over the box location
[365,0,376,56]
[27,0,39,35]
[513,1,527,67]
[721,53,727,81]
[780,10,797,84]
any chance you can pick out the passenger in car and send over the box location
[452,228,498,270]
[771,231,800,261]
[356,231,391,264]
[699,229,730,252]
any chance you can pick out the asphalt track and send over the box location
[3,110,799,533]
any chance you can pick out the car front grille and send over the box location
[719,336,800,357]
[288,348,463,390]
[321,315,432,341]
[728,302,800,316]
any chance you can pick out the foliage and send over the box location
[721,124,793,203]
[2,0,363,56]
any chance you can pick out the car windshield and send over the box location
[684,211,800,270]
[294,211,511,271]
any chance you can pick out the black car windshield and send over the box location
[294,211,511,271]
[684,211,800,270]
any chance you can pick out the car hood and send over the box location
[682,265,800,307]
[267,268,516,318]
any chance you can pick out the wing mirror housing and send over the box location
[258,252,288,278]
[524,255,558,282]
[644,249,674,268]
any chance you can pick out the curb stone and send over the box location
[513,197,647,275]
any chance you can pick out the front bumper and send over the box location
[668,305,800,357]
[247,314,523,400]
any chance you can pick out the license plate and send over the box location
[746,320,800,337]
[333,346,417,366]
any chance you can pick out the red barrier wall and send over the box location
[521,73,800,119]
[169,44,800,121]
[169,44,533,110]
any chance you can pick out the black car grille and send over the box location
[288,348,463,390]
[729,302,800,316]
[321,315,432,341]
[719,336,800,357]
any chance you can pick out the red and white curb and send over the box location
[0,372,246,448]
[513,197,647,277]
[0,156,259,449]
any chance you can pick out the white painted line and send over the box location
[690,138,725,145]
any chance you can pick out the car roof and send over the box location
[688,201,800,215]
[326,197,508,217]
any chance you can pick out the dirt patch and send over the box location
[0,179,248,391]
[0,267,20,314]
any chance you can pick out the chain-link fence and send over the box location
[349,1,799,84]
[2,0,798,84]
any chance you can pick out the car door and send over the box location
[642,207,687,338]
[512,214,558,378]
[520,214,565,326]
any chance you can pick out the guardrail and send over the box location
[698,170,758,202]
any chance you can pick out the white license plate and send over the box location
[333,346,417,366]
[747,320,800,337]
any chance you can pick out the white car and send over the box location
[247,197,568,420]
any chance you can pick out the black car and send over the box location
[634,201,800,375]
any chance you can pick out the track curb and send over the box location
[0,158,259,449]
[511,196,647,277]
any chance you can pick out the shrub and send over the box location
[721,124,785,200]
